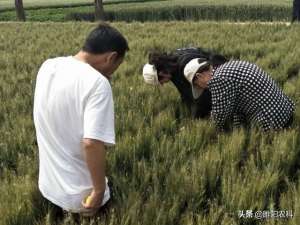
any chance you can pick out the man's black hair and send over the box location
[82,23,129,58]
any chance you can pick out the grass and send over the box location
[0,0,293,9]
[0,21,300,225]
[0,0,294,22]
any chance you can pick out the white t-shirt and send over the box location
[33,56,115,212]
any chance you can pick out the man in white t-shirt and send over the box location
[33,23,129,216]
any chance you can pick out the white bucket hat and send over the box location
[142,63,159,85]
[183,58,209,99]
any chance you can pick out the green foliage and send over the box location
[68,5,292,22]
[0,22,300,225]
[0,0,292,11]
[0,0,294,22]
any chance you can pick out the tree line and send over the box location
[15,0,105,21]
[14,0,300,23]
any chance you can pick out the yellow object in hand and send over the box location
[85,195,92,205]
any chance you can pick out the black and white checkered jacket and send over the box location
[208,61,295,131]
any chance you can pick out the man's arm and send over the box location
[81,138,106,212]
[81,80,115,216]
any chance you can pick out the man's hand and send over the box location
[81,189,104,216]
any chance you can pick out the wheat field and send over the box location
[0,21,300,225]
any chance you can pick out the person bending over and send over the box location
[183,58,295,131]
[143,47,228,118]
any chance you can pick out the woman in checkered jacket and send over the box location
[183,58,295,131]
